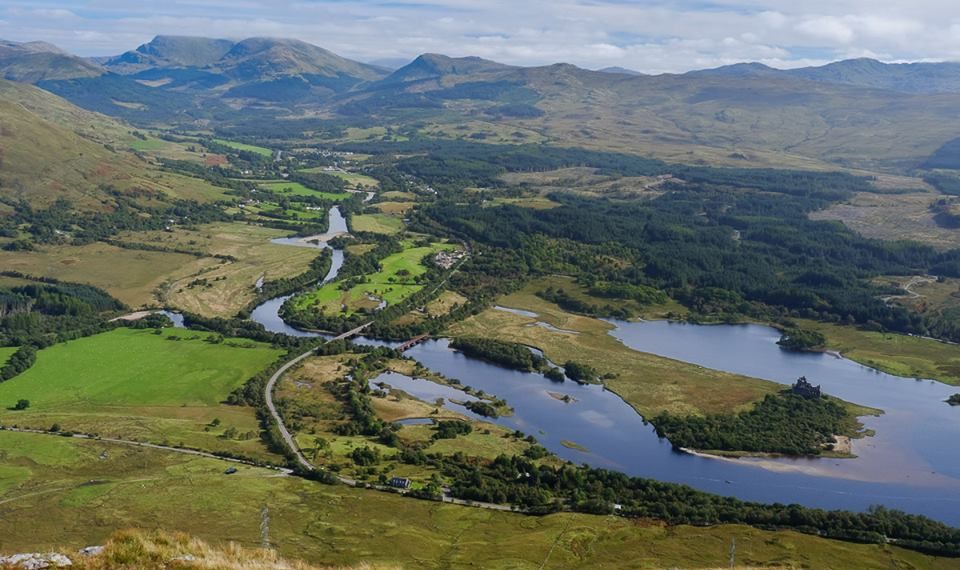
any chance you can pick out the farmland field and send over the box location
[292,242,454,315]
[0,430,954,569]
[0,328,282,458]
[300,167,380,189]
[212,138,272,157]
[258,181,352,201]
[350,213,404,235]
[0,347,17,367]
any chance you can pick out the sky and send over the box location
[1,1,960,73]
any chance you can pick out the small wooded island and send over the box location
[948,394,960,406]
[653,377,861,457]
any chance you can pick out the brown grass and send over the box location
[3,529,395,570]
[810,191,960,249]
[449,277,779,416]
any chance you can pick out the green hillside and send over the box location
[0,79,230,211]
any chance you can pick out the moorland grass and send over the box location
[0,431,955,570]
[449,278,783,417]
[0,242,214,308]
[800,319,960,386]
[117,222,320,316]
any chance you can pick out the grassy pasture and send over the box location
[350,214,404,235]
[300,167,380,189]
[0,431,955,569]
[212,138,272,157]
[258,181,351,201]
[0,347,17,367]
[799,319,960,386]
[0,328,282,458]
[293,242,453,315]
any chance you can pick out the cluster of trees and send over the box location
[423,177,960,341]
[536,287,631,319]
[407,452,960,555]
[11,195,229,245]
[0,346,36,381]
[777,328,828,352]
[449,337,545,372]
[433,420,472,440]
[0,276,126,347]
[562,361,600,384]
[463,400,500,418]
[652,391,856,456]
[287,171,349,195]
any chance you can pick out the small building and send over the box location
[388,477,411,489]
[791,376,822,399]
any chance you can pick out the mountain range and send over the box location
[7,34,960,172]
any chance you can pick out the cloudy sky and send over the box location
[1,1,959,73]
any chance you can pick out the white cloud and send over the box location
[796,16,855,44]
[0,1,958,72]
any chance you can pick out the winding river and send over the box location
[249,206,347,337]
[249,209,960,525]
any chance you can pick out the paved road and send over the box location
[263,321,374,471]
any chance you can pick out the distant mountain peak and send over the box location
[0,38,101,82]
[686,62,780,78]
[105,35,235,72]
[385,53,514,83]
[598,66,645,76]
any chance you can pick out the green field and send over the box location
[129,137,169,152]
[0,431,954,569]
[300,167,380,189]
[800,319,960,386]
[213,138,272,157]
[0,347,17,367]
[351,213,404,235]
[258,181,352,201]
[0,328,283,458]
[293,242,453,315]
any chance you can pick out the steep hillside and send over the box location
[382,53,515,84]
[103,35,235,74]
[0,39,102,83]
[0,79,228,211]
[216,37,385,81]
[39,37,388,116]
